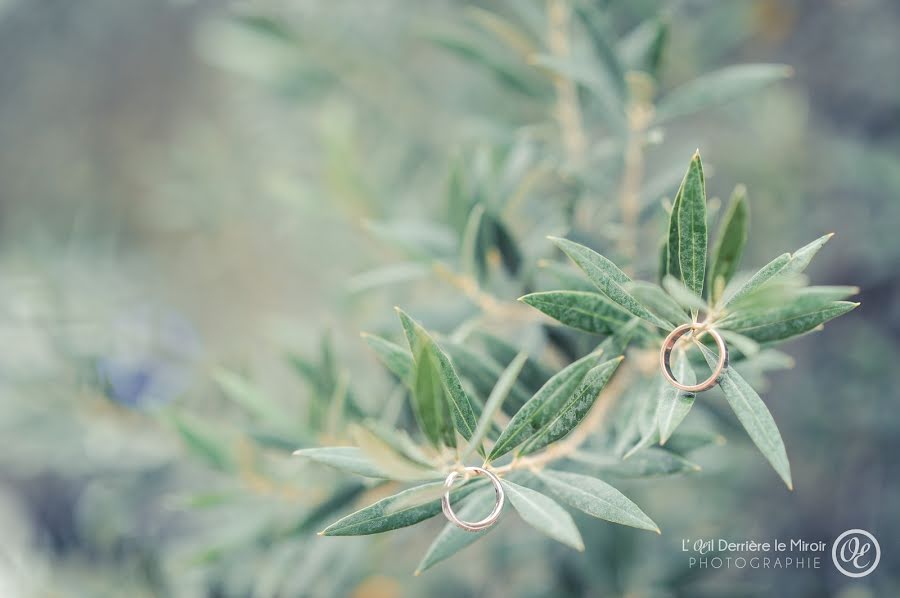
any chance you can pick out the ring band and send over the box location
[659,323,728,392]
[441,466,504,532]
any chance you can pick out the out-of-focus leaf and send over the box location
[321,480,486,536]
[572,2,627,97]
[170,413,235,473]
[571,447,701,478]
[655,354,697,444]
[351,425,440,481]
[420,26,546,97]
[346,263,430,294]
[722,253,791,307]
[663,430,725,456]
[719,330,760,356]
[489,350,604,460]
[474,331,552,393]
[360,421,434,468]
[550,237,672,329]
[501,479,584,550]
[626,281,689,327]
[212,368,287,427]
[709,185,749,302]
[654,64,792,123]
[670,153,707,297]
[415,487,498,574]
[697,344,792,489]
[530,54,626,131]
[520,290,632,335]
[538,260,598,292]
[538,470,659,532]
[465,6,538,58]
[461,352,527,460]
[492,216,523,275]
[662,275,708,313]
[292,447,390,479]
[519,357,623,455]
[720,300,859,344]
[444,342,533,414]
[364,219,458,257]
[597,318,642,356]
[361,333,413,386]
[460,204,486,280]
[782,233,833,275]
[617,17,668,77]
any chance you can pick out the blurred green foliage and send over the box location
[0,1,897,597]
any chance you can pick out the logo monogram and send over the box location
[832,529,880,578]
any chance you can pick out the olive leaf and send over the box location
[722,252,791,307]
[519,290,633,335]
[654,63,792,123]
[625,281,690,328]
[489,350,605,461]
[538,470,659,532]
[460,352,527,460]
[719,300,858,343]
[549,237,672,329]
[320,479,486,536]
[361,333,413,385]
[697,343,793,489]
[708,185,749,302]
[519,357,623,456]
[655,353,697,445]
[500,479,584,551]
[668,152,707,296]
[396,309,480,449]
[415,487,499,575]
[292,447,391,479]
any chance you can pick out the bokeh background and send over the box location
[0,0,897,596]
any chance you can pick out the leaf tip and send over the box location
[291,449,305,456]
[691,148,701,161]
[413,569,422,577]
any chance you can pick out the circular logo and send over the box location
[832,529,880,578]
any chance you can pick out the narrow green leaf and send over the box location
[697,344,793,489]
[617,17,668,76]
[674,153,707,296]
[597,318,642,356]
[415,487,498,574]
[444,343,532,414]
[722,253,791,307]
[538,260,597,292]
[571,447,701,478]
[492,217,523,276]
[719,300,859,344]
[350,425,440,481]
[460,204,486,279]
[461,352,528,461]
[363,219,458,257]
[520,290,633,334]
[654,64,792,123]
[345,263,429,294]
[413,339,455,447]
[170,413,235,473]
[361,333,413,385]
[426,339,481,447]
[474,331,552,393]
[489,351,604,460]
[550,237,672,329]
[625,281,689,328]
[709,185,749,302]
[501,479,584,550]
[663,431,725,456]
[321,480,485,536]
[666,193,682,280]
[662,275,708,313]
[719,330,760,356]
[212,369,287,427]
[292,447,389,479]
[539,470,659,532]
[519,357,623,456]
[655,354,697,444]
[783,233,833,275]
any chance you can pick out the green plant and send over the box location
[294,151,858,574]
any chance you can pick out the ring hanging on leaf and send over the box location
[659,323,728,392]
[442,466,504,532]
